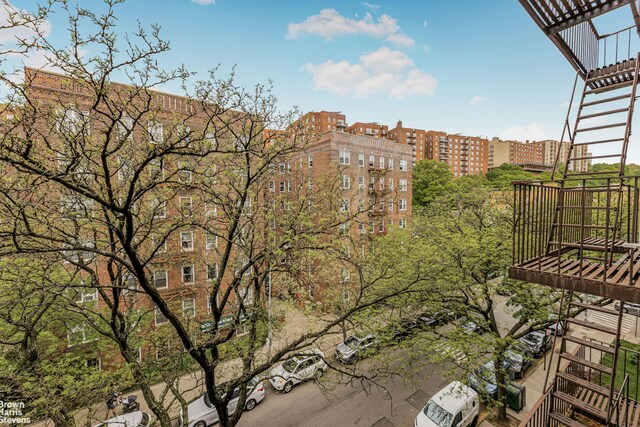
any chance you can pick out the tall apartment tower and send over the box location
[426,131,489,177]
[535,140,591,172]
[347,122,389,139]
[387,120,427,164]
[489,138,549,171]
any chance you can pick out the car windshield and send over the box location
[523,333,543,345]
[423,400,453,427]
[282,359,298,373]
[505,350,522,363]
[344,336,360,348]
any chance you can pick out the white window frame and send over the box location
[358,153,365,167]
[182,265,195,284]
[153,270,168,289]
[179,197,193,216]
[340,175,351,190]
[399,199,407,211]
[180,231,194,251]
[207,263,219,281]
[183,298,196,317]
[339,149,350,165]
[148,120,164,144]
[206,231,218,250]
[155,307,168,325]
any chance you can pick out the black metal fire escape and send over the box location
[513,1,640,426]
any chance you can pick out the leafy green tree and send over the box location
[411,159,454,209]
[486,164,536,189]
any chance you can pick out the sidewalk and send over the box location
[30,301,339,427]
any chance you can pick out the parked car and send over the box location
[415,381,479,427]
[467,360,513,401]
[505,347,533,379]
[615,302,640,316]
[335,334,378,363]
[518,331,552,358]
[180,377,265,427]
[269,348,327,393]
[94,411,151,427]
[417,310,455,328]
[455,317,484,335]
[547,320,566,336]
[387,319,419,341]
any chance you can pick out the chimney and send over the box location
[396,120,402,129]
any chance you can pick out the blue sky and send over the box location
[6,0,640,163]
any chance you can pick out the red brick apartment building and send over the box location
[11,68,299,362]
[347,121,389,139]
[387,120,427,165]
[425,131,489,177]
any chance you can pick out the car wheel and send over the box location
[516,371,522,379]
[245,399,257,411]
[194,421,206,427]
[624,308,629,314]
[313,368,323,379]
[283,381,293,393]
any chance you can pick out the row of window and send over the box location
[338,150,409,171]
[340,197,408,212]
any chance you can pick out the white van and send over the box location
[415,381,479,427]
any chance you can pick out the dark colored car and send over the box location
[518,331,552,358]
[388,319,419,341]
[467,360,514,401]
[505,347,533,379]
[417,310,455,328]
[547,320,566,336]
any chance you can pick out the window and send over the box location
[379,156,385,169]
[378,221,384,232]
[368,155,375,167]
[67,324,96,347]
[399,218,407,229]
[358,222,365,234]
[388,198,394,212]
[287,181,291,192]
[339,149,350,165]
[123,272,137,293]
[207,263,219,281]
[339,223,348,236]
[279,182,285,192]
[308,155,313,167]
[399,159,408,171]
[183,298,196,317]
[75,287,98,303]
[117,156,132,181]
[399,199,407,211]
[341,198,350,212]
[205,203,217,218]
[206,231,217,250]
[340,268,351,284]
[152,198,166,218]
[379,179,384,190]
[152,236,167,254]
[399,179,407,192]
[241,286,254,305]
[340,175,350,190]
[178,161,193,183]
[180,231,194,251]
[149,158,164,179]
[358,176,365,189]
[307,178,313,190]
[358,153,365,167]
[388,158,394,170]
[148,121,164,143]
[155,307,168,325]
[279,163,286,174]
[179,197,192,216]
[388,178,394,190]
[182,265,195,284]
[269,181,275,192]
[153,270,168,288]
[58,109,89,135]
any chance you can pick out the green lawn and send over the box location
[600,340,640,400]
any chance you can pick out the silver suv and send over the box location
[269,348,327,393]
[615,301,640,316]
[335,334,377,363]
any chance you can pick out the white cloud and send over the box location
[303,47,437,99]
[287,9,414,47]
[500,122,548,142]
[362,2,381,9]
[0,1,51,45]
[469,96,488,105]
[192,0,215,4]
